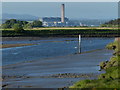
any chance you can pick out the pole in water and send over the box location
[78,34,81,54]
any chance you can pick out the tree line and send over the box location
[100,18,120,27]
[2,19,42,32]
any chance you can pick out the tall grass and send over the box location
[70,41,120,88]
[1,29,120,37]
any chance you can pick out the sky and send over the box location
[2,2,118,19]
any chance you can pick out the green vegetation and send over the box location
[1,29,119,37]
[2,19,28,29]
[100,18,120,27]
[1,19,119,37]
[24,20,42,29]
[12,24,24,33]
[32,20,42,28]
[1,19,42,29]
[70,40,120,88]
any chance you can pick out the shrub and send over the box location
[12,24,24,33]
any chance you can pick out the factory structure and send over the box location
[39,17,69,27]
[39,4,81,27]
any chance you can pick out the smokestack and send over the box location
[61,4,65,23]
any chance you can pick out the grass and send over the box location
[70,40,120,89]
[1,29,120,37]
[29,27,118,30]
[70,78,120,88]
[106,41,120,51]
[1,26,119,30]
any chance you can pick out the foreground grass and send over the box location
[70,40,120,88]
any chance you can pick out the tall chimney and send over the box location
[61,4,65,23]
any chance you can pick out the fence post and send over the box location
[78,34,81,54]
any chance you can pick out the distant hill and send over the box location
[2,13,39,22]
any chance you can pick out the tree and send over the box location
[2,19,42,29]
[5,19,17,27]
[2,23,11,29]
[22,21,29,25]
[104,18,120,26]
[32,20,42,27]
[12,24,24,33]
[9,19,17,24]
[24,23,33,29]
[100,24,107,27]
[3,19,29,29]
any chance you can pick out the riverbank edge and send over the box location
[1,43,37,48]
[70,39,120,88]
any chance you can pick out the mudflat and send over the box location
[2,49,113,88]
[1,43,36,48]
[2,37,59,41]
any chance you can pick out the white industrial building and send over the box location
[39,17,69,27]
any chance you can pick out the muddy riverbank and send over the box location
[2,49,113,88]
[2,37,60,41]
[2,37,114,88]
[1,43,36,48]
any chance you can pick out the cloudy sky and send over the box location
[2,2,118,19]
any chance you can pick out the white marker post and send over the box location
[78,34,81,54]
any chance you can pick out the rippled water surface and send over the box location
[2,37,114,65]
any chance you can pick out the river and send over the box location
[2,37,114,88]
[2,37,114,66]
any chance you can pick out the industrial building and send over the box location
[39,4,82,27]
[39,17,69,27]
[39,4,68,27]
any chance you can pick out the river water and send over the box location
[2,37,114,66]
[2,37,114,88]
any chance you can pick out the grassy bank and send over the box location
[70,39,120,88]
[1,28,120,37]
